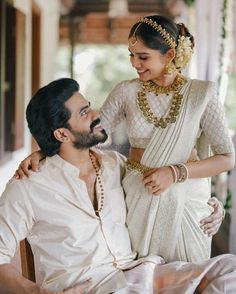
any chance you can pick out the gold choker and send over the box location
[137,75,187,128]
[145,75,186,94]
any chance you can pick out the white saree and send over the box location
[100,77,234,263]
[123,80,215,262]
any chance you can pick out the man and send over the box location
[0,78,161,293]
[0,78,236,294]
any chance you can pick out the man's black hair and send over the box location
[26,78,79,156]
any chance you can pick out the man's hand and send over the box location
[200,197,225,236]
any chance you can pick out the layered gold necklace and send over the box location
[137,75,187,128]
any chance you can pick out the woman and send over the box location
[17,15,234,262]
[100,15,234,262]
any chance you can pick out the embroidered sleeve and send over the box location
[100,81,127,135]
[200,84,234,154]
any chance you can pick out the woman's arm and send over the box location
[186,153,235,178]
[15,150,45,178]
[100,80,127,135]
[142,153,235,195]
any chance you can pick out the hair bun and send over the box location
[177,23,194,48]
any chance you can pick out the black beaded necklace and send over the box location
[89,151,105,213]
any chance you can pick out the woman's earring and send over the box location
[165,61,176,74]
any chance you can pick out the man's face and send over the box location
[65,92,107,149]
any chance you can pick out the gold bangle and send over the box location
[175,163,189,183]
[169,165,178,183]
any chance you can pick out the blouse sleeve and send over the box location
[200,83,234,155]
[100,81,127,135]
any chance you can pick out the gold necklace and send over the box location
[137,75,187,128]
[89,151,105,213]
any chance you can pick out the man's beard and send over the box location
[70,118,108,149]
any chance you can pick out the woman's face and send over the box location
[128,37,169,83]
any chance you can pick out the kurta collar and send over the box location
[46,154,80,175]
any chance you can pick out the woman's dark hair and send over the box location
[129,15,194,54]
[26,78,79,156]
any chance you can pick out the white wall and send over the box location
[35,0,60,85]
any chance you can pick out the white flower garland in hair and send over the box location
[174,36,193,70]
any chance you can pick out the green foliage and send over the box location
[81,45,135,109]
[184,0,195,7]
[55,45,136,110]
[224,188,232,210]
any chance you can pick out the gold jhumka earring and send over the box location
[165,61,176,74]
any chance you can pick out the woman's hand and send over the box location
[61,280,91,294]
[200,197,225,236]
[15,150,45,179]
[142,166,175,195]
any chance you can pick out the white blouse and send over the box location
[100,78,234,154]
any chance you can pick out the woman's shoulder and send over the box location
[188,78,217,99]
[105,79,141,103]
[189,78,216,90]
[111,78,140,91]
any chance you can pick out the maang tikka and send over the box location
[129,23,142,46]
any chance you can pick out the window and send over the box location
[0,0,25,163]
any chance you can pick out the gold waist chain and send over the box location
[127,156,198,174]
[126,159,190,183]
[126,159,153,174]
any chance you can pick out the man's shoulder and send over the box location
[0,156,62,203]
[2,158,49,194]
[0,176,30,204]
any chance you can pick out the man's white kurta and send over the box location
[0,150,161,292]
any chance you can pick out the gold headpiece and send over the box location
[130,17,177,49]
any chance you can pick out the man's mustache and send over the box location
[90,118,101,132]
